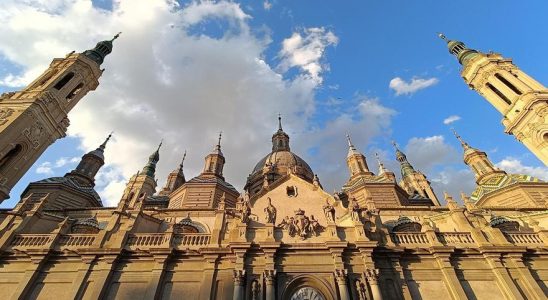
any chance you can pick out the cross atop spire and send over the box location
[375,152,388,174]
[179,150,187,170]
[278,113,283,131]
[436,32,480,65]
[451,128,471,150]
[346,133,360,157]
[99,131,113,151]
[217,131,222,149]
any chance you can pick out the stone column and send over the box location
[507,254,545,299]
[484,254,525,300]
[66,255,96,299]
[143,253,170,299]
[433,254,468,300]
[334,269,350,300]
[233,269,246,300]
[85,255,118,300]
[264,270,276,300]
[199,255,220,300]
[365,269,383,300]
[11,254,48,299]
[390,257,411,300]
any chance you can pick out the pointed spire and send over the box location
[272,115,290,151]
[83,32,121,65]
[142,140,162,177]
[278,113,283,131]
[179,150,187,171]
[451,128,472,151]
[99,131,113,151]
[346,133,360,157]
[392,140,415,177]
[375,152,388,175]
[437,32,480,65]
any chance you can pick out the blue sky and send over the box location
[0,0,546,208]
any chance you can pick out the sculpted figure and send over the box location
[240,196,251,223]
[323,198,335,223]
[309,215,323,236]
[355,280,367,300]
[264,197,277,224]
[351,198,361,222]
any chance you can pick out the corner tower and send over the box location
[439,33,548,164]
[0,34,120,203]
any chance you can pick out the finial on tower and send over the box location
[99,131,114,149]
[278,113,283,131]
[437,32,448,42]
[180,150,187,168]
[346,133,353,147]
[217,131,222,148]
[451,128,470,149]
[157,139,163,151]
[111,32,122,42]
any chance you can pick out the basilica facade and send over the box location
[0,35,546,300]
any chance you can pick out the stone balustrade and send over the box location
[126,233,171,249]
[172,233,211,247]
[390,232,429,245]
[10,234,56,249]
[503,232,544,246]
[436,232,475,246]
[57,234,96,248]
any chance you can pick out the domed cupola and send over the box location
[245,115,314,196]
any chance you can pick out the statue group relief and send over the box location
[277,208,324,240]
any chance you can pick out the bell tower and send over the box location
[0,34,120,203]
[439,33,548,164]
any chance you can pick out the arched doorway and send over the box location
[282,275,336,300]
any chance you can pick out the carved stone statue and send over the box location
[308,215,323,236]
[240,195,251,223]
[264,197,277,224]
[323,198,335,223]
[350,198,361,222]
[355,279,367,300]
[251,280,260,300]
[278,209,323,240]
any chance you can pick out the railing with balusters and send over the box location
[390,232,429,245]
[172,233,211,247]
[10,234,56,249]
[126,233,170,249]
[504,232,543,245]
[57,234,96,248]
[436,232,475,246]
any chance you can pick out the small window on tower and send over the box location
[286,186,297,197]
[54,72,75,90]
[66,83,84,101]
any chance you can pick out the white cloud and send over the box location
[443,115,461,125]
[35,156,79,176]
[278,27,338,84]
[0,0,353,206]
[263,1,272,10]
[496,157,548,180]
[404,135,459,172]
[389,76,439,96]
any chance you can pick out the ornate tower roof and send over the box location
[83,32,121,65]
[391,141,415,178]
[438,33,480,65]
[65,132,112,186]
[142,141,162,177]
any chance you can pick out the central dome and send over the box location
[245,116,314,195]
[252,150,313,176]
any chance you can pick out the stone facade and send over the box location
[0,37,547,300]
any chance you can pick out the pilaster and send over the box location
[85,254,119,300]
[11,253,49,300]
[66,255,97,299]
[483,253,525,299]
[432,253,468,300]
[143,252,171,299]
[199,254,220,300]
[506,254,546,300]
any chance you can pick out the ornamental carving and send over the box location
[355,279,368,300]
[322,198,335,223]
[277,208,324,240]
[364,269,379,284]
[24,121,45,148]
[264,197,277,224]
[233,269,246,286]
[0,108,14,125]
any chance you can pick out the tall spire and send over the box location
[142,140,162,177]
[65,132,113,185]
[391,141,415,177]
[83,32,121,65]
[179,150,187,172]
[375,152,388,175]
[437,32,480,65]
[451,128,472,151]
[346,134,360,157]
[211,131,224,156]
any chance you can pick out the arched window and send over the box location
[66,82,84,101]
[0,144,22,173]
[486,82,512,105]
[54,72,75,90]
[495,73,522,95]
